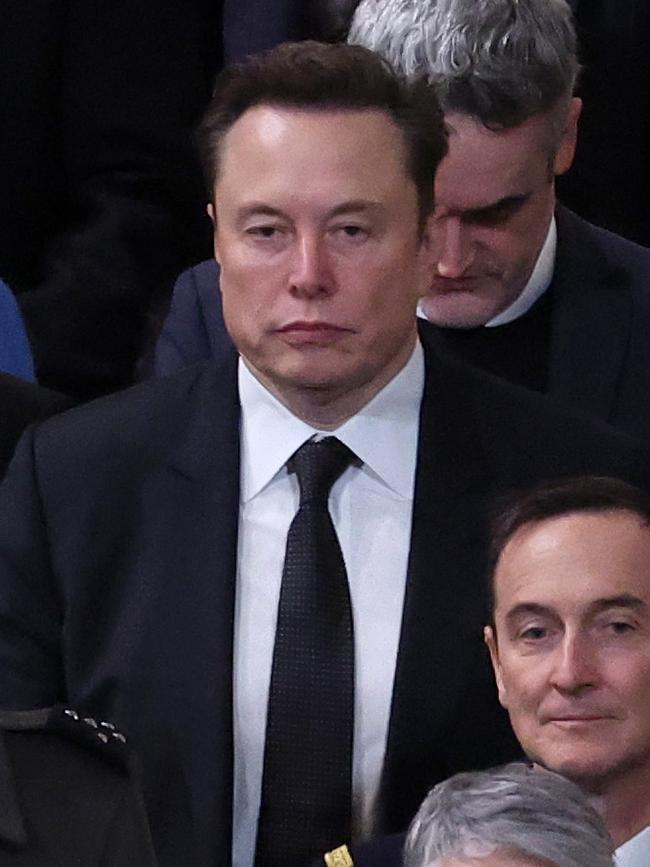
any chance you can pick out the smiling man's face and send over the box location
[485,510,650,790]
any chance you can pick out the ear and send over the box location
[484,625,509,709]
[553,97,582,177]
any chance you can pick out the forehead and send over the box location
[494,511,650,612]
[214,104,412,201]
[435,112,553,212]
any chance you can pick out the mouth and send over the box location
[429,277,479,293]
[275,321,351,345]
[545,715,612,727]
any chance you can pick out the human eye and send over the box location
[603,619,637,636]
[331,223,370,244]
[245,224,282,240]
[517,624,549,641]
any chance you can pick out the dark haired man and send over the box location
[485,476,650,866]
[157,0,650,445]
[327,477,650,866]
[0,42,649,867]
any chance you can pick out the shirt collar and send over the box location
[484,215,557,327]
[615,822,650,866]
[239,341,424,503]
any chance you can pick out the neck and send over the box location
[243,336,417,429]
[585,765,650,848]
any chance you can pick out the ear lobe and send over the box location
[484,625,508,709]
[553,97,582,177]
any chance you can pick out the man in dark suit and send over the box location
[348,0,650,439]
[0,41,649,867]
[154,205,650,442]
[0,705,157,865]
[155,0,650,442]
[0,373,73,477]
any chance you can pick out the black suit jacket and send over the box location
[0,346,647,865]
[154,208,650,441]
[0,706,157,865]
[0,373,73,478]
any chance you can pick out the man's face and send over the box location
[211,105,428,410]
[486,511,650,790]
[421,102,580,327]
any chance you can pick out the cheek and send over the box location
[500,664,546,713]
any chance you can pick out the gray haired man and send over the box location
[349,0,650,442]
[322,762,614,867]
[404,763,613,867]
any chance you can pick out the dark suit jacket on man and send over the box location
[0,342,647,866]
[0,373,73,478]
[0,706,157,865]
[154,207,650,441]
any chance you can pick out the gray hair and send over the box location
[348,0,579,129]
[404,763,614,867]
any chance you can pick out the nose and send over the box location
[550,632,597,696]
[289,233,333,298]
[434,216,475,279]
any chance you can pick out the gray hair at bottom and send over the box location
[404,763,614,867]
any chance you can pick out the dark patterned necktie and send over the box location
[255,437,356,867]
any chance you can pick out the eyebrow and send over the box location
[588,594,647,614]
[504,594,647,625]
[445,193,530,220]
[504,602,553,626]
[235,200,385,223]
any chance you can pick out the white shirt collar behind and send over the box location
[238,340,424,503]
[484,215,557,327]
[615,822,650,866]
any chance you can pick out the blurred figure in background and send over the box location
[0,278,34,382]
[0,0,328,400]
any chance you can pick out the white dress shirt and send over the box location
[417,216,557,327]
[232,343,424,867]
[615,823,650,866]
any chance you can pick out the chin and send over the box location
[419,295,497,329]
[535,749,621,788]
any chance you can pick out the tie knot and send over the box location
[288,437,355,504]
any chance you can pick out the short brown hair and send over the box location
[196,40,447,223]
[488,476,650,615]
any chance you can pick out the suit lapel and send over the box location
[378,344,495,828]
[548,207,632,421]
[149,356,241,867]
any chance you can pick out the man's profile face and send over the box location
[486,510,650,790]
[211,105,428,408]
[422,101,580,327]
